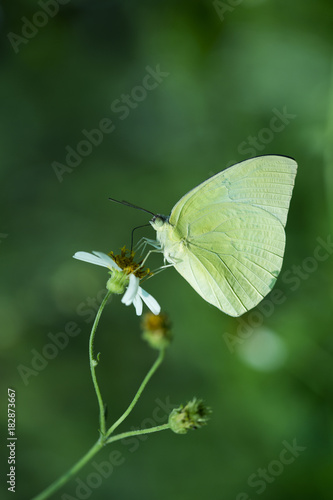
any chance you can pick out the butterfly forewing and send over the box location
[170,156,297,229]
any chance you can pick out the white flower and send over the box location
[73,251,161,316]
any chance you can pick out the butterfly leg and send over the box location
[139,247,163,268]
[142,263,174,282]
[135,237,160,255]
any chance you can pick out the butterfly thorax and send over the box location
[150,214,186,264]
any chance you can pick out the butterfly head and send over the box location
[150,214,169,231]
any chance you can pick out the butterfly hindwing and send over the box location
[171,203,285,316]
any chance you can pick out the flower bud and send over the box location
[141,312,172,350]
[168,398,211,434]
[106,270,129,294]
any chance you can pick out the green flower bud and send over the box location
[169,398,211,435]
[141,312,172,350]
[106,270,129,294]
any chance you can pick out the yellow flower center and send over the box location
[108,246,151,279]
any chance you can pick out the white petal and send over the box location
[73,251,110,268]
[138,287,161,315]
[121,274,140,306]
[133,294,143,316]
[92,251,121,270]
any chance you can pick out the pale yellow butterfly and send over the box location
[150,155,297,316]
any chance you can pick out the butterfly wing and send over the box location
[166,156,297,316]
[170,203,285,316]
[170,155,297,229]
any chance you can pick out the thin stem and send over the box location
[106,423,170,445]
[32,439,103,500]
[89,290,112,436]
[106,348,165,438]
[32,290,168,500]
[324,55,333,229]
[32,423,171,500]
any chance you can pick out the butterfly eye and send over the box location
[151,215,166,229]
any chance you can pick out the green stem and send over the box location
[89,290,112,436]
[32,290,168,500]
[32,438,104,500]
[106,423,170,445]
[324,55,333,229]
[32,423,170,500]
[106,348,165,438]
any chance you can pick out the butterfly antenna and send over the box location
[108,198,155,216]
[130,224,151,252]
[109,198,155,251]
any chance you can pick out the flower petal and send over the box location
[73,251,110,268]
[92,251,121,270]
[133,294,143,316]
[138,287,161,315]
[121,274,140,306]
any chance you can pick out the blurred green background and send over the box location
[1,0,333,499]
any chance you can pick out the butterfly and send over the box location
[150,155,297,317]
